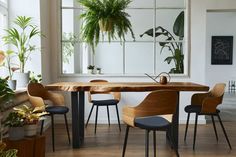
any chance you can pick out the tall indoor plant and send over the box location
[140,11,184,74]
[78,0,135,54]
[3,16,41,87]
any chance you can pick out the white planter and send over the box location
[87,69,94,74]
[24,124,38,137]
[8,127,24,140]
[7,80,17,90]
[13,72,30,88]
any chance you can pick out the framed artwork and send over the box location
[211,36,233,65]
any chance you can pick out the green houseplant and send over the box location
[0,78,14,111]
[3,16,41,87]
[140,11,184,74]
[78,0,135,54]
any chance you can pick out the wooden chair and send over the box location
[86,79,121,133]
[122,90,179,157]
[184,83,231,150]
[27,83,70,152]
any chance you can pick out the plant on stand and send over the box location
[13,105,48,136]
[3,16,41,87]
[87,65,95,74]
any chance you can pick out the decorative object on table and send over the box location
[0,50,18,90]
[145,72,171,85]
[13,105,48,137]
[78,0,135,54]
[0,142,17,157]
[87,65,95,74]
[3,112,24,141]
[29,72,42,83]
[140,11,184,74]
[3,16,41,87]
[211,36,233,65]
[228,80,236,93]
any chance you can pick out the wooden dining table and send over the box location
[46,82,209,149]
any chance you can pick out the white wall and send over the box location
[38,0,236,124]
[206,11,236,89]
[8,0,41,75]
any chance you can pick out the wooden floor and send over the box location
[45,122,236,157]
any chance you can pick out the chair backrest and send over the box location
[27,83,48,99]
[209,83,226,98]
[88,79,121,102]
[135,90,178,117]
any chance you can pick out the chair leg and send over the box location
[51,114,55,152]
[107,105,110,126]
[95,105,99,134]
[153,131,156,157]
[217,114,232,150]
[211,115,218,141]
[86,104,94,127]
[145,130,150,157]
[193,113,198,150]
[184,113,190,142]
[168,127,179,157]
[115,104,121,131]
[40,120,44,135]
[64,114,71,144]
[122,125,130,157]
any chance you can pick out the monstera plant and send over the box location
[78,0,135,54]
[140,11,184,74]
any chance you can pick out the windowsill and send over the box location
[15,88,27,95]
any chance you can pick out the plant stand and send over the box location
[4,135,45,157]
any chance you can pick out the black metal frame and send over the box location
[184,112,232,150]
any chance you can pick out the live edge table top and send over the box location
[46,82,209,92]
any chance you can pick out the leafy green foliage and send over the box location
[78,0,135,54]
[3,112,24,127]
[62,32,79,64]
[0,142,17,157]
[2,16,41,73]
[0,78,14,111]
[29,72,42,83]
[140,11,184,74]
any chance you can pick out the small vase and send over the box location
[8,127,24,140]
[87,69,94,74]
[24,124,38,136]
[7,80,17,90]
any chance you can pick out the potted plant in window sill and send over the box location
[78,0,135,54]
[3,112,24,141]
[3,16,41,88]
[14,105,48,137]
[0,50,19,90]
[87,65,95,74]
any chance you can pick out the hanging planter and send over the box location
[99,19,113,32]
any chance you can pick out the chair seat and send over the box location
[184,105,220,114]
[46,106,69,114]
[134,116,171,130]
[92,99,119,106]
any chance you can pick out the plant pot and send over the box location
[87,69,94,74]
[7,80,17,90]
[99,19,113,32]
[13,72,30,88]
[24,124,38,137]
[8,127,24,140]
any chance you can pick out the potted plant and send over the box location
[87,65,95,74]
[140,11,184,74]
[3,112,24,140]
[0,50,18,90]
[78,0,135,54]
[0,78,15,111]
[29,72,42,83]
[3,16,41,87]
[96,67,101,74]
[0,142,17,157]
[14,105,47,136]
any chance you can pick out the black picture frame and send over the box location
[211,36,233,65]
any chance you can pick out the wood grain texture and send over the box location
[46,82,209,92]
[45,123,236,157]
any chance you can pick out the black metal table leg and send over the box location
[71,91,85,148]
[172,91,179,150]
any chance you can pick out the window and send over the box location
[0,0,7,48]
[60,0,189,76]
